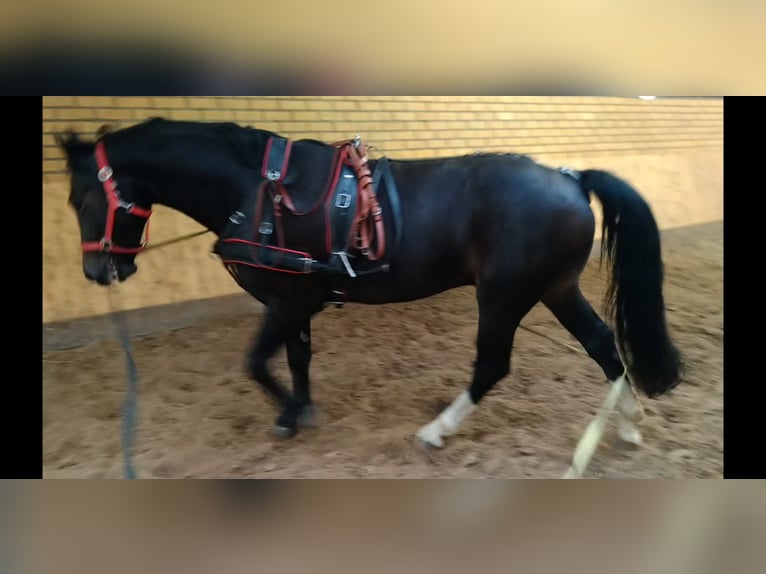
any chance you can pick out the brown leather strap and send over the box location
[345,142,386,261]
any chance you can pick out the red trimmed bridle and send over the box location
[81,141,153,255]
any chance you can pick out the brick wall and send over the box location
[43,96,722,177]
[42,97,723,323]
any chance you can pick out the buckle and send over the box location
[329,289,348,308]
[229,211,245,225]
[97,166,114,182]
[100,238,112,251]
[266,169,281,181]
[335,193,352,209]
[335,251,357,278]
[300,258,314,272]
[258,222,274,235]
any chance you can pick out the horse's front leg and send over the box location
[285,318,320,429]
[247,303,314,438]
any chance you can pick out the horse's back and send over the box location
[393,152,591,230]
[344,152,595,303]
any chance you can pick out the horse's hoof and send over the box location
[298,405,320,428]
[617,420,643,448]
[273,424,297,439]
[416,423,444,449]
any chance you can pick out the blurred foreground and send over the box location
[43,223,722,479]
[4,480,763,574]
[3,1,765,92]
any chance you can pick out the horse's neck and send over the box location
[146,171,244,236]
[113,126,268,235]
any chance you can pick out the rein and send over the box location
[142,229,212,252]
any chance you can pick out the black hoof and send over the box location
[298,405,320,428]
[274,411,298,439]
[273,424,297,439]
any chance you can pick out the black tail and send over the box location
[579,170,682,398]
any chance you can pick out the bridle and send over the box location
[81,140,153,255]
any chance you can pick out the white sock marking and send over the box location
[563,372,628,478]
[618,378,643,421]
[616,372,644,446]
[417,391,476,448]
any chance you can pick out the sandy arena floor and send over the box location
[42,222,723,478]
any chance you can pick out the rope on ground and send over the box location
[107,286,139,479]
[101,229,210,479]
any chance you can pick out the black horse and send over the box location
[56,118,681,452]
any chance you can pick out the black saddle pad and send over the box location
[278,139,340,213]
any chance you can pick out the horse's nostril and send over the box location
[84,266,111,285]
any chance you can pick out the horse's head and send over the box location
[56,128,152,286]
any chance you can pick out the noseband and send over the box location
[81,141,153,255]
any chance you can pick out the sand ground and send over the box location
[42,222,723,478]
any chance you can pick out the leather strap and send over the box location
[345,143,386,261]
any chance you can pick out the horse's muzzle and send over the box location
[83,253,137,285]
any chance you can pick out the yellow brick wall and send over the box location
[42,96,722,176]
[42,96,723,323]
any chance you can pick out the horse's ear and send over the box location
[55,130,91,170]
[54,130,80,152]
[95,124,114,139]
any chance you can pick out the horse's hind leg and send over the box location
[542,284,644,446]
[417,282,539,449]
